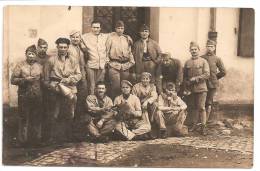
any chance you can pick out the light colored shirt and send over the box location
[44,54,82,93]
[106,32,135,71]
[86,95,113,114]
[69,44,86,78]
[142,39,148,53]
[81,32,109,69]
[158,93,187,112]
[132,82,158,104]
[114,94,142,118]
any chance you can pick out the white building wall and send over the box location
[158,8,210,64]
[158,8,254,103]
[215,8,254,102]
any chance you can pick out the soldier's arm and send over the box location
[216,57,226,79]
[144,86,158,104]
[130,97,142,118]
[10,63,25,85]
[65,62,82,85]
[177,97,187,111]
[154,42,162,64]
[176,60,183,90]
[122,42,135,70]
[193,59,210,82]
[86,96,104,114]
[157,95,173,112]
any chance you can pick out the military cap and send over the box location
[25,44,37,54]
[207,39,217,46]
[190,41,200,50]
[139,24,150,32]
[37,38,48,46]
[115,20,125,28]
[161,52,172,58]
[166,82,176,90]
[69,30,81,36]
[121,80,133,87]
[141,72,152,79]
[55,37,70,45]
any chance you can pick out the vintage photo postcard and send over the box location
[2,5,254,168]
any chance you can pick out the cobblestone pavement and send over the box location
[24,135,253,166]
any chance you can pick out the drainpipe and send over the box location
[208,8,217,54]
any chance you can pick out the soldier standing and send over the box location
[44,38,82,143]
[11,45,43,146]
[183,42,210,135]
[201,40,226,123]
[106,20,135,99]
[81,21,109,95]
[132,24,162,91]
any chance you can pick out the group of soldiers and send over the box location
[11,20,226,146]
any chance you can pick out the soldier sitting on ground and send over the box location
[114,80,151,141]
[154,82,188,138]
[86,81,117,143]
[132,72,158,139]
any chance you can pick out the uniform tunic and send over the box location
[133,38,162,81]
[106,32,135,99]
[160,58,183,93]
[183,56,210,125]
[201,53,226,121]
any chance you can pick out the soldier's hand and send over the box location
[189,77,196,82]
[142,102,148,110]
[25,76,36,82]
[96,119,104,128]
[61,78,70,84]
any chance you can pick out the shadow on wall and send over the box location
[216,68,254,104]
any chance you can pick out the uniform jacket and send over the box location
[11,60,43,98]
[183,56,210,93]
[133,38,162,75]
[201,53,226,89]
[44,54,82,94]
[160,58,183,87]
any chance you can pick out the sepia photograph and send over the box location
[2,4,254,168]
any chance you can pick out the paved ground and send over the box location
[19,134,252,167]
[3,104,253,167]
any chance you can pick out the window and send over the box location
[238,8,254,57]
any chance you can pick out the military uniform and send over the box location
[183,55,210,127]
[11,50,43,145]
[133,38,162,85]
[86,95,117,138]
[106,32,135,99]
[201,53,226,121]
[160,57,183,94]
